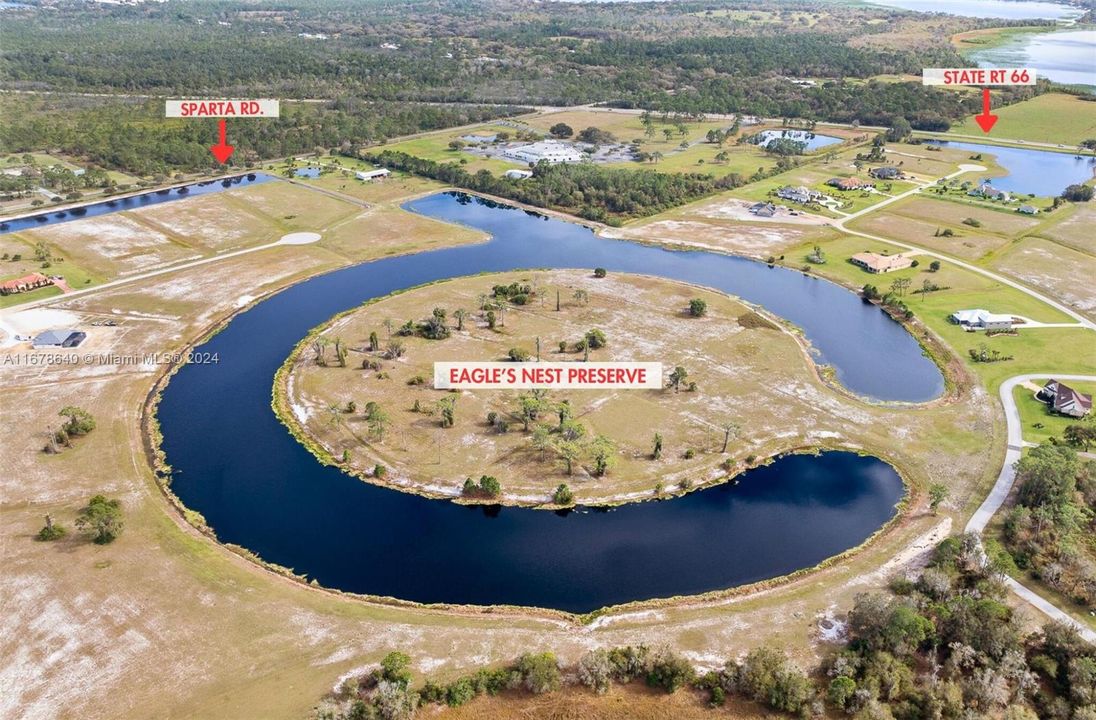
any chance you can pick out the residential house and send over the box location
[870,166,901,180]
[850,251,914,274]
[969,182,1010,202]
[355,168,390,181]
[1037,379,1092,418]
[504,169,533,180]
[827,177,873,191]
[0,272,52,296]
[1017,205,1038,215]
[32,328,86,348]
[775,185,823,205]
[949,308,1014,332]
[749,201,777,218]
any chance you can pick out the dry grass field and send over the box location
[992,237,1096,318]
[848,210,1012,260]
[1035,204,1096,255]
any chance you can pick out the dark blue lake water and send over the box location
[927,139,1096,196]
[0,173,271,235]
[155,191,930,611]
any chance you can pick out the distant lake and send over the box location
[756,129,842,152]
[926,139,1096,195]
[969,29,1096,89]
[866,0,1083,20]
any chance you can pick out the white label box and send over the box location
[165,99,280,118]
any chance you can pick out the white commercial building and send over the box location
[503,141,584,165]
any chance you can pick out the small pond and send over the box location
[755,129,842,152]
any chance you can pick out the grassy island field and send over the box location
[279,269,995,510]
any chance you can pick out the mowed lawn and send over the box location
[786,233,1095,392]
[1012,380,1096,446]
[948,93,1096,147]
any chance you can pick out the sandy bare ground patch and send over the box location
[286,269,992,507]
[130,192,282,252]
[21,214,201,278]
[993,238,1096,318]
[691,197,830,226]
[606,218,823,259]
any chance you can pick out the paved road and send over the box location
[967,373,1096,642]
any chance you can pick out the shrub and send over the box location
[374,464,386,478]
[507,347,530,362]
[1062,184,1094,202]
[584,328,607,349]
[514,652,560,694]
[445,677,476,707]
[36,516,66,541]
[578,649,613,694]
[553,484,573,505]
[593,267,607,278]
[646,648,695,693]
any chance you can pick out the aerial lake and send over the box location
[866,0,1083,20]
[755,129,842,152]
[969,29,1096,89]
[154,191,934,611]
[926,139,1096,195]
[0,173,272,235]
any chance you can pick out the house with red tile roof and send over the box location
[0,272,52,296]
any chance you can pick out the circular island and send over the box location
[279,269,901,507]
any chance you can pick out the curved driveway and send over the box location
[967,374,1096,642]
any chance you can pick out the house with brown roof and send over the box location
[0,272,52,296]
[1037,379,1093,418]
[827,177,874,191]
[850,251,914,274]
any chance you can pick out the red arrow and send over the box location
[209,119,235,163]
[974,88,998,134]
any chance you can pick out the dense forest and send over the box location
[0,0,1011,118]
[0,96,525,176]
[1004,444,1096,610]
[363,149,784,223]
